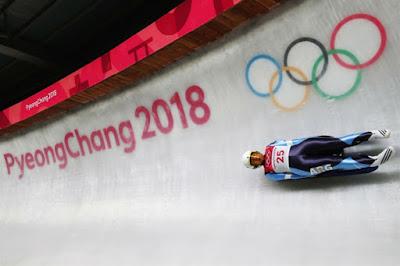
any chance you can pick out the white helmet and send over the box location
[242,151,260,169]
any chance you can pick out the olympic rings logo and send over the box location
[245,13,387,112]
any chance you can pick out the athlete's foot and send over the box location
[370,129,391,140]
[370,146,395,167]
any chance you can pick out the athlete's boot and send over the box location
[369,129,391,140]
[370,146,395,167]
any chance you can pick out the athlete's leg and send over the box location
[316,153,380,177]
[339,129,390,145]
[289,154,343,175]
[289,154,377,177]
[289,146,394,178]
[318,167,378,177]
[290,130,391,156]
[290,136,349,156]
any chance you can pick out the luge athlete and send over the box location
[242,130,395,180]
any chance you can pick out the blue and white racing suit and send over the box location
[264,131,379,181]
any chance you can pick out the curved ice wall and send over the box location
[1,0,399,265]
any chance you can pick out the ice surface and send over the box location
[0,0,399,265]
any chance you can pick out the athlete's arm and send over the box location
[266,172,309,181]
[266,173,287,181]
[269,140,288,146]
[270,137,306,146]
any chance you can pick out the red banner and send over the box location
[0,0,241,129]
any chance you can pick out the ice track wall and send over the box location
[1,0,400,265]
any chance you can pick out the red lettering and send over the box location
[170,92,188,129]
[3,86,212,178]
[34,149,46,167]
[135,106,156,139]
[54,143,68,169]
[155,1,192,35]
[128,37,153,63]
[74,129,92,156]
[44,146,56,164]
[25,152,35,170]
[276,150,285,164]
[101,52,112,73]
[103,125,120,149]
[90,130,106,152]
[4,153,14,175]
[152,99,173,134]
[0,112,11,128]
[118,120,136,153]
[70,75,89,95]
[64,132,80,158]
[185,85,211,125]
[14,154,24,179]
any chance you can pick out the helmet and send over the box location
[242,151,261,169]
